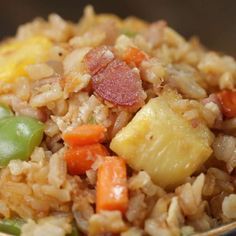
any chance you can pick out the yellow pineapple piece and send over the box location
[110,95,213,188]
[0,36,52,82]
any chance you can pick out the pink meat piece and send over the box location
[84,46,115,75]
[92,59,145,107]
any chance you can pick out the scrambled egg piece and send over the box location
[0,36,52,82]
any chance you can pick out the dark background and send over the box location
[1,0,236,56]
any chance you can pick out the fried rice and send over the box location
[0,5,236,236]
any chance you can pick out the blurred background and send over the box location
[1,0,236,56]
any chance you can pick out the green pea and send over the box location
[0,103,13,120]
[0,218,25,236]
[0,116,44,167]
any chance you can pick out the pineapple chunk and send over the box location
[0,36,52,82]
[110,95,213,188]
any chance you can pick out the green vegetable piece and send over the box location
[88,115,96,124]
[0,103,13,120]
[67,222,80,236]
[69,227,80,236]
[0,218,25,236]
[0,116,44,167]
[120,29,137,37]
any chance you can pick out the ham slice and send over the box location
[92,59,145,107]
[84,46,115,75]
[84,46,146,108]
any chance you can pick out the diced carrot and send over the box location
[123,47,148,67]
[63,124,107,146]
[217,90,236,118]
[96,156,128,213]
[64,143,109,175]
